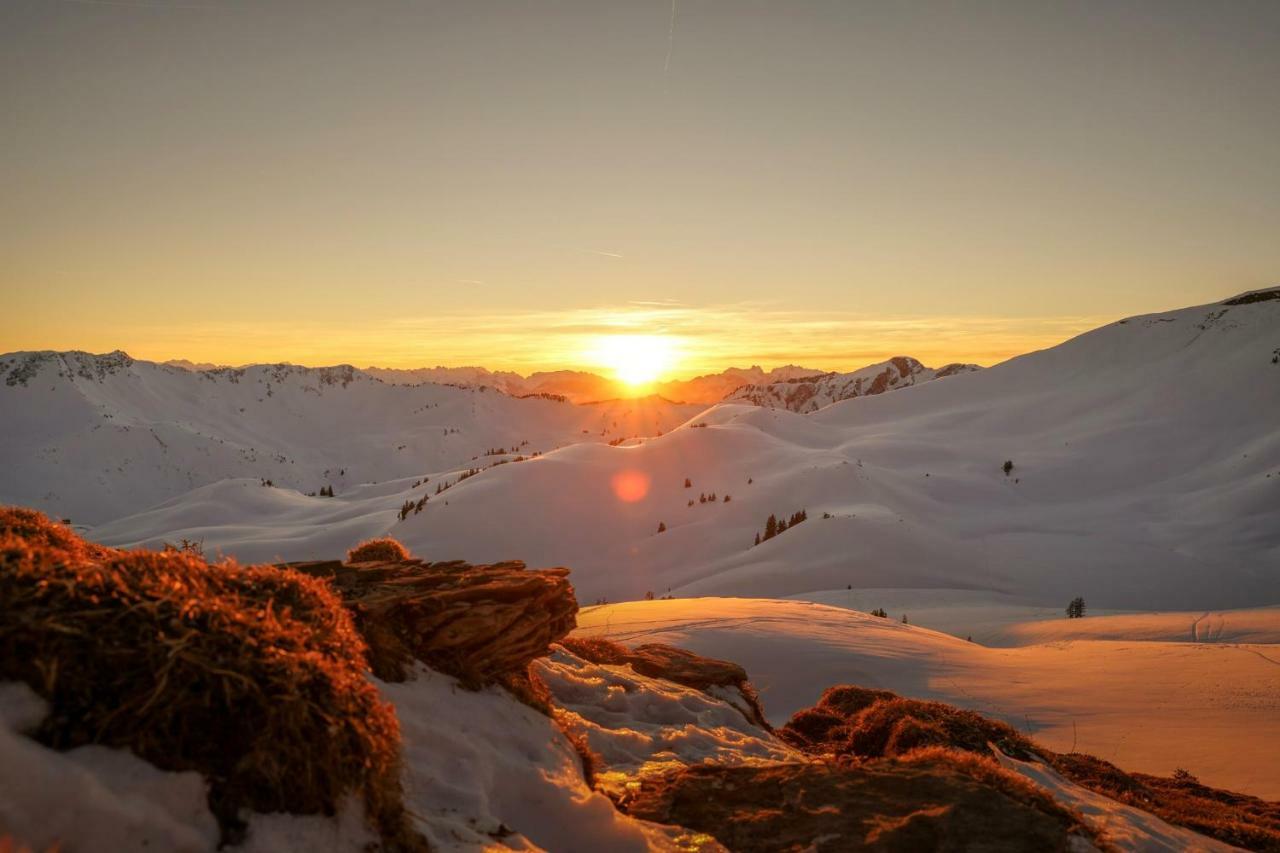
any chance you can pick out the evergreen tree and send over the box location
[684,478,692,488]
[754,532,761,546]
[1002,460,1014,476]
[764,514,778,540]
[1066,596,1086,618]
[657,521,667,533]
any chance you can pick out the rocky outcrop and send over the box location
[723,356,980,413]
[286,558,578,684]
[559,636,770,728]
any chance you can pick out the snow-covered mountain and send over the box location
[654,364,826,405]
[724,356,981,412]
[90,290,1280,611]
[0,352,704,525]
[367,363,827,404]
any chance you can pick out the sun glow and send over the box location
[589,334,678,387]
[609,469,651,503]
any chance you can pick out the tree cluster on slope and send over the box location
[753,509,808,546]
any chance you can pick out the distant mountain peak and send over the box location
[724,356,981,413]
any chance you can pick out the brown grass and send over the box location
[553,710,601,789]
[776,707,847,750]
[1052,753,1280,852]
[557,634,632,665]
[814,684,897,717]
[0,507,422,849]
[894,747,1103,847]
[782,682,1280,851]
[347,536,410,563]
[845,696,1037,761]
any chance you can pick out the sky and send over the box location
[2,1,1278,378]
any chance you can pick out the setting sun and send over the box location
[588,334,678,387]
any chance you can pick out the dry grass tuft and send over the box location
[496,662,554,716]
[553,711,602,789]
[895,746,1095,838]
[781,687,1036,762]
[0,507,422,849]
[782,682,1280,851]
[814,685,897,717]
[0,507,115,561]
[846,696,1037,761]
[557,635,632,666]
[347,537,410,563]
[776,707,847,750]
[1052,752,1280,852]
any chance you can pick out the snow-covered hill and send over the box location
[109,289,1275,610]
[369,291,1278,610]
[576,597,1280,800]
[14,291,1280,614]
[0,352,703,525]
[723,356,981,413]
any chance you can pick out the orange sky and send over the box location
[2,3,1277,378]
[0,301,1118,379]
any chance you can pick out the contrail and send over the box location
[59,0,227,8]
[663,0,678,74]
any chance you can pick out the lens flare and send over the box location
[610,469,651,503]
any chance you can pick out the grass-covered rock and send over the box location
[0,507,422,849]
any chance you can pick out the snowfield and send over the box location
[86,292,1279,612]
[576,597,1280,800]
[373,293,1279,611]
[8,293,1276,614]
[0,352,704,526]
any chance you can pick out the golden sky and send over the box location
[2,2,1277,379]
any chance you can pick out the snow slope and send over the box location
[0,351,703,526]
[790,589,1280,646]
[32,290,1280,610]
[723,356,980,413]
[359,291,1278,611]
[577,598,1280,800]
